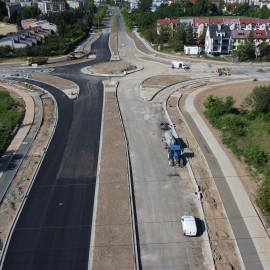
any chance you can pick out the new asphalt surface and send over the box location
[2,33,111,270]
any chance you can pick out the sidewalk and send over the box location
[185,83,270,270]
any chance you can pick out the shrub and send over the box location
[256,177,270,220]
[204,95,235,121]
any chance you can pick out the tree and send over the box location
[254,5,270,19]
[244,85,270,116]
[198,26,206,45]
[171,24,186,51]
[0,0,7,20]
[85,0,96,13]
[138,0,152,12]
[157,25,171,44]
[185,23,194,45]
[0,45,13,57]
[19,4,41,20]
[233,3,250,16]
[204,95,235,119]
[234,33,255,61]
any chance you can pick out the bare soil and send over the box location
[92,85,133,269]
[110,32,118,56]
[143,75,189,87]
[88,60,136,75]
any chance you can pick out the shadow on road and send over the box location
[195,218,206,237]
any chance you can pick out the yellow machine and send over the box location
[66,52,77,60]
[27,57,48,66]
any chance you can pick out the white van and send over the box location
[181,216,197,236]
[171,61,188,69]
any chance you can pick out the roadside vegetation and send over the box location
[111,13,117,32]
[0,89,25,157]
[203,85,270,222]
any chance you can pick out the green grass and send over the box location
[111,15,117,32]
[0,89,25,156]
[242,117,270,155]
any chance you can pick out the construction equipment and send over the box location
[162,130,176,149]
[26,57,48,66]
[162,130,184,167]
[162,129,193,168]
[66,52,77,60]
[216,67,231,76]
[168,144,184,168]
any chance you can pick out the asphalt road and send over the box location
[2,33,110,270]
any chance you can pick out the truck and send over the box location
[26,57,48,66]
[162,130,185,167]
[171,61,189,69]
[66,52,77,60]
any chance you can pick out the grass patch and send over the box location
[0,89,25,157]
[111,15,117,32]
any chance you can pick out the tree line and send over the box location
[0,0,107,58]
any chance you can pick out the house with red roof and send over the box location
[209,18,224,25]
[255,19,270,30]
[157,18,180,35]
[231,30,251,50]
[193,18,209,29]
[251,29,268,46]
[239,18,256,30]
[223,18,240,30]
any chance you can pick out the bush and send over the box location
[244,146,269,174]
[203,90,270,220]
[218,114,247,137]
[0,90,25,156]
[204,95,235,121]
[256,177,270,220]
